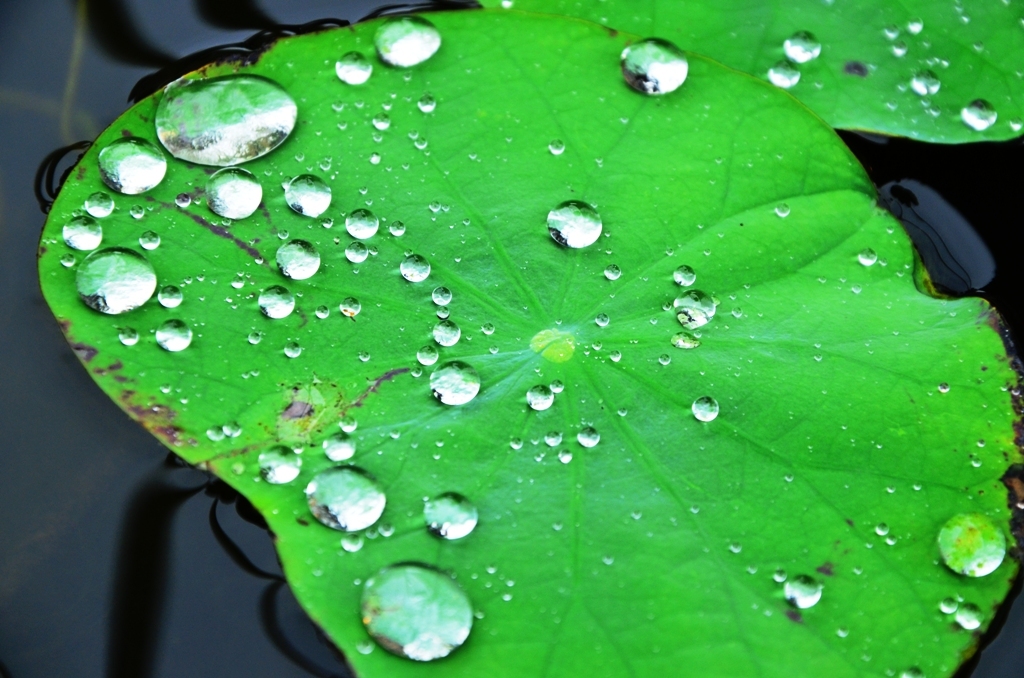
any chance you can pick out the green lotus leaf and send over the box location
[482,0,1024,142]
[38,9,1021,677]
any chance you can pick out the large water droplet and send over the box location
[63,215,103,251]
[955,602,983,630]
[961,100,997,131]
[401,254,431,282]
[910,70,941,96]
[285,175,332,217]
[305,466,386,531]
[374,16,441,68]
[784,574,822,609]
[620,38,689,95]
[424,492,478,540]
[674,290,716,329]
[346,208,379,239]
[692,396,719,422]
[768,61,801,89]
[547,200,602,248]
[361,563,473,661]
[276,240,321,280]
[155,75,297,166]
[336,51,373,85]
[783,31,821,63]
[258,285,295,318]
[430,361,480,406]
[433,320,461,347]
[259,445,301,484]
[98,137,167,194]
[323,432,356,461]
[84,191,114,218]
[526,384,555,411]
[156,319,193,352]
[937,513,1006,577]
[207,167,263,219]
[76,247,157,314]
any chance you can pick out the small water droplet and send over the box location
[938,382,950,393]
[417,93,437,113]
[258,445,301,483]
[207,167,263,219]
[558,450,573,464]
[322,432,356,461]
[875,523,889,536]
[784,574,822,609]
[955,602,983,630]
[424,492,478,539]
[340,297,361,317]
[432,320,461,347]
[138,230,161,250]
[389,220,406,236]
[341,533,365,552]
[620,38,689,95]
[158,285,183,308]
[118,327,139,346]
[962,100,997,131]
[674,290,716,329]
[900,668,925,678]
[672,265,696,286]
[548,139,565,155]
[336,51,373,85]
[775,203,791,217]
[671,331,700,349]
[430,361,480,406]
[76,247,157,314]
[594,313,610,327]
[60,253,76,267]
[247,330,263,345]
[259,285,295,318]
[783,31,821,63]
[175,193,191,208]
[417,345,439,366]
[577,426,600,448]
[63,215,103,251]
[858,248,878,266]
[938,513,1006,577]
[692,396,719,422]
[83,191,114,218]
[129,205,145,220]
[768,61,801,89]
[604,264,621,280]
[360,563,472,661]
[910,70,941,96]
[306,466,385,531]
[891,41,908,57]
[276,239,321,280]
[372,112,391,130]
[547,200,602,248]
[374,16,441,68]
[98,137,167,194]
[156,319,192,352]
[285,175,332,217]
[432,286,453,305]
[773,569,787,583]
[526,384,555,411]
[939,597,958,614]
[907,18,924,34]
[401,254,431,282]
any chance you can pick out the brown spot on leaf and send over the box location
[282,400,314,420]
[182,211,265,260]
[71,342,98,362]
[342,367,411,414]
[844,61,869,77]
[816,562,834,577]
[785,610,803,624]
[296,517,309,526]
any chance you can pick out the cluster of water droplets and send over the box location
[768,31,821,89]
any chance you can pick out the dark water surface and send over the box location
[1,2,1022,676]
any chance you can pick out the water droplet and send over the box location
[430,361,480,406]
[156,319,192,352]
[84,191,114,218]
[206,167,263,219]
[620,38,689,95]
[341,533,365,552]
[361,563,472,661]
[938,382,950,393]
[323,432,356,461]
[417,93,437,113]
[98,137,167,194]
[481,323,495,335]
[577,427,600,448]
[344,209,380,241]
[129,205,145,220]
[417,345,439,365]
[547,200,602,248]
[424,492,478,539]
[139,230,160,250]
[155,75,297,166]
[336,51,373,85]
[962,100,997,131]
[284,342,302,358]
[692,396,719,422]
[60,254,76,267]
[258,445,301,483]
[548,139,565,155]
[910,70,941,96]
[258,285,295,319]
[595,313,610,327]
[938,513,1006,577]
[674,290,716,329]
[431,287,453,306]
[75,248,157,314]
[875,523,889,536]
[900,668,925,678]
[374,16,441,68]
[340,297,361,317]
[939,597,958,614]
[907,18,924,35]
[276,239,321,280]
[315,305,330,319]
[372,113,391,130]
[175,193,191,208]
[891,41,908,57]
[344,241,369,263]
[247,330,263,345]
[775,203,791,217]
[389,220,406,236]
[672,265,696,286]
[658,354,671,365]
[63,215,102,251]
[671,332,700,349]
[433,319,461,347]
[158,285,183,308]
[768,61,801,88]
[285,175,332,217]
[306,466,385,531]
[783,574,822,609]
[955,603,983,630]
[604,264,621,280]
[557,450,573,464]
[773,568,787,583]
[118,327,139,346]
[858,248,878,266]
[783,31,821,63]
[526,385,555,411]
[401,254,431,282]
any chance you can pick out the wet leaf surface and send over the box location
[38,9,1021,677]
